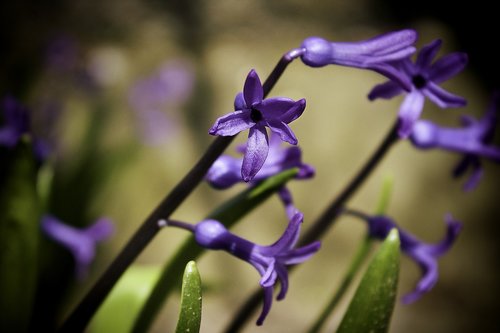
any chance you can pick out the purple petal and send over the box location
[256,287,274,325]
[260,259,278,287]
[401,253,438,304]
[428,52,468,83]
[424,82,467,109]
[243,69,263,106]
[279,98,306,124]
[257,97,299,122]
[368,81,404,100]
[263,212,303,256]
[84,218,114,241]
[370,63,413,91]
[234,92,246,110]
[423,214,462,256]
[415,39,442,70]
[209,110,254,136]
[266,120,298,145]
[278,187,296,220]
[275,264,289,300]
[398,91,425,138]
[205,155,243,189]
[282,241,322,265]
[242,126,269,182]
[409,120,439,149]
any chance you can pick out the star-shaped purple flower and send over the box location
[209,69,306,182]
[41,215,114,280]
[368,39,468,138]
[363,213,462,304]
[410,93,500,191]
[300,29,417,90]
[194,212,321,325]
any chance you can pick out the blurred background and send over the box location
[1,0,499,332]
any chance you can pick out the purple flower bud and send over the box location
[300,30,418,89]
[369,39,468,138]
[410,93,500,191]
[41,215,114,280]
[362,213,462,303]
[194,212,321,325]
[209,69,306,182]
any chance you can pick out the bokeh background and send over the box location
[2,0,499,332]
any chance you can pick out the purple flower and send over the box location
[41,215,114,280]
[410,93,500,191]
[368,39,468,137]
[300,29,417,90]
[209,69,306,182]
[206,134,314,189]
[194,212,321,325]
[0,96,30,148]
[129,60,195,145]
[364,213,462,304]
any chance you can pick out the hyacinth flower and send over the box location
[410,93,500,191]
[206,134,314,218]
[368,39,468,137]
[128,60,194,145]
[299,29,417,90]
[41,215,114,280]
[209,69,306,182]
[346,210,462,303]
[0,96,49,160]
[164,212,321,325]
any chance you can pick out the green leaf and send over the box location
[0,138,40,332]
[131,168,298,333]
[89,265,162,333]
[337,229,400,333]
[175,261,202,333]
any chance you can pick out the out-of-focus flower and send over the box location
[209,69,306,181]
[194,212,321,325]
[41,215,114,280]
[410,93,500,191]
[300,29,417,89]
[368,39,468,137]
[350,211,462,303]
[128,60,195,145]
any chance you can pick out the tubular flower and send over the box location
[300,29,417,90]
[362,213,462,304]
[368,39,468,137]
[194,212,321,325]
[209,69,306,182]
[410,93,500,191]
[41,215,114,279]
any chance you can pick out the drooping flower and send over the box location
[209,69,306,182]
[128,60,194,145]
[368,39,468,137]
[410,93,500,191]
[300,29,417,90]
[350,211,462,303]
[0,96,49,160]
[194,212,321,325]
[41,215,114,280]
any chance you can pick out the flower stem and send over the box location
[57,49,301,333]
[307,235,373,333]
[223,119,400,332]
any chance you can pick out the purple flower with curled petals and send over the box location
[194,212,321,325]
[209,69,306,182]
[41,215,114,280]
[369,39,468,138]
[410,93,500,191]
[351,211,461,303]
[300,29,417,90]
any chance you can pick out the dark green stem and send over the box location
[223,120,400,332]
[57,48,302,333]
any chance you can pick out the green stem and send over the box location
[308,236,373,333]
[56,49,302,333]
[223,120,400,333]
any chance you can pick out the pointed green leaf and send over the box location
[337,229,400,333]
[175,261,202,333]
[90,265,162,333]
[132,168,298,333]
[0,138,40,332]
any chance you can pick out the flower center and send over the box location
[250,107,263,123]
[412,74,427,89]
